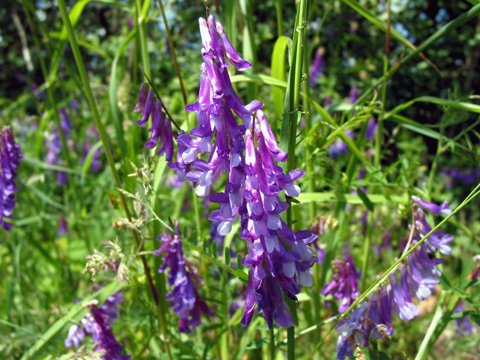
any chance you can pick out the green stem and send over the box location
[373,0,391,169]
[275,0,283,37]
[414,291,447,360]
[157,0,188,105]
[269,327,276,360]
[135,0,151,78]
[360,210,374,291]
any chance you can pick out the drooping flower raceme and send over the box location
[167,15,317,329]
[65,290,130,360]
[134,83,174,161]
[154,224,214,333]
[321,255,361,313]
[0,126,23,231]
[333,197,455,360]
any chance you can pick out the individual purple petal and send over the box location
[137,89,154,127]
[411,195,452,216]
[216,21,252,71]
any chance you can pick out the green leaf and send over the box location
[271,36,292,119]
[356,188,374,212]
[470,313,480,326]
[224,247,231,266]
[459,258,474,290]
[246,337,270,350]
[297,192,407,205]
[230,74,287,88]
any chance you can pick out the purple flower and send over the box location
[65,290,130,360]
[365,117,377,141]
[321,255,361,313]
[411,195,452,217]
[0,126,23,231]
[310,47,325,88]
[57,216,69,237]
[155,224,214,332]
[329,130,353,157]
[453,301,473,336]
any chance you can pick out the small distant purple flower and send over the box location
[154,224,214,332]
[322,255,361,313]
[310,47,325,88]
[453,301,473,336]
[329,130,353,157]
[365,117,377,141]
[81,125,103,173]
[57,216,68,237]
[0,126,23,231]
[65,290,130,360]
[31,82,46,99]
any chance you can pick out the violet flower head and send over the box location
[46,108,72,185]
[155,224,214,333]
[0,126,23,231]
[174,15,317,329]
[65,290,130,360]
[310,47,325,88]
[321,255,361,313]
[365,117,377,141]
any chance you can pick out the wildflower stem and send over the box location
[374,0,391,169]
[157,0,188,106]
[55,4,169,358]
[360,211,374,291]
[275,0,284,37]
[269,326,276,360]
[414,291,447,360]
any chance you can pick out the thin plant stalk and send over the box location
[55,2,173,359]
[157,0,188,106]
[374,0,391,169]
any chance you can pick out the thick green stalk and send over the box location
[275,0,283,37]
[279,0,311,358]
[56,3,172,359]
[135,0,151,78]
[269,327,275,360]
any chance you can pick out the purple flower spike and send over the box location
[155,223,214,332]
[389,271,419,321]
[453,301,474,336]
[411,195,452,216]
[0,126,23,230]
[256,110,288,162]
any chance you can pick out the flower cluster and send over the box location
[134,83,174,161]
[154,224,214,333]
[0,126,23,231]
[165,15,317,328]
[333,197,454,359]
[46,108,72,185]
[65,291,130,360]
[321,254,361,313]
